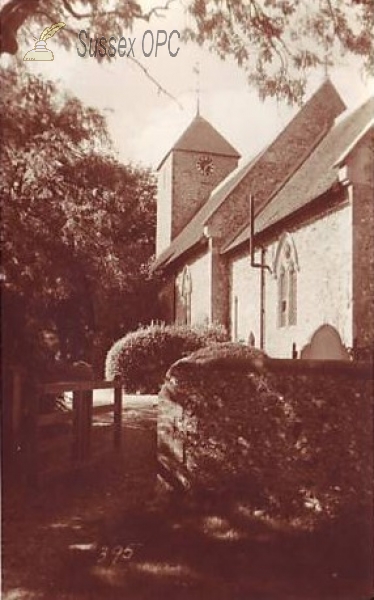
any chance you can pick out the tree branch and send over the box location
[0,0,40,53]
[0,0,177,55]
[61,0,90,19]
[61,0,120,20]
[325,0,341,36]
[128,55,184,110]
[61,0,176,22]
[141,0,176,22]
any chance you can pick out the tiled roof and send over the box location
[152,152,264,270]
[152,80,346,271]
[157,113,241,171]
[224,95,374,253]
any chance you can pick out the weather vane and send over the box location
[323,52,330,79]
[193,62,200,115]
[322,31,331,80]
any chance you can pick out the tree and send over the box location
[0,0,373,102]
[1,66,157,373]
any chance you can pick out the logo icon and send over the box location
[24,22,65,61]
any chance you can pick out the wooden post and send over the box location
[114,382,122,449]
[73,389,93,462]
[72,390,82,461]
[36,381,126,465]
[82,390,93,460]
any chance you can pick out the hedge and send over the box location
[161,343,373,522]
[105,323,228,393]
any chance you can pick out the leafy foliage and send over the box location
[185,0,374,102]
[162,344,373,522]
[0,0,373,102]
[105,323,228,393]
[1,66,157,372]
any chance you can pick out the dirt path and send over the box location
[2,397,158,600]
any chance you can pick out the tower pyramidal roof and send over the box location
[157,113,241,170]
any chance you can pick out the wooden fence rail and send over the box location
[26,379,124,485]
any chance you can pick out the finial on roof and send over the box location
[323,53,329,80]
[193,61,200,115]
[322,37,331,80]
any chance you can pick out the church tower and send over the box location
[156,114,241,256]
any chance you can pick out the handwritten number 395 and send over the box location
[97,544,139,566]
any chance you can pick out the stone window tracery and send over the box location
[274,234,299,328]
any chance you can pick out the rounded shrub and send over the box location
[105,323,228,394]
[161,343,373,523]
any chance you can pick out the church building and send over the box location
[152,80,374,359]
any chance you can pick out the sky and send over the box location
[7,0,374,171]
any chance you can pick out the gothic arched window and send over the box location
[289,262,297,326]
[279,266,287,327]
[274,234,299,328]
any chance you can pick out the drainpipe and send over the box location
[249,195,271,351]
[203,226,213,325]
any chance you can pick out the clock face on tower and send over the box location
[196,155,214,176]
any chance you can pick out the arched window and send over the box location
[274,234,299,328]
[279,266,287,327]
[289,262,297,326]
[181,266,192,326]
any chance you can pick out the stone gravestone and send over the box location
[300,324,350,360]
